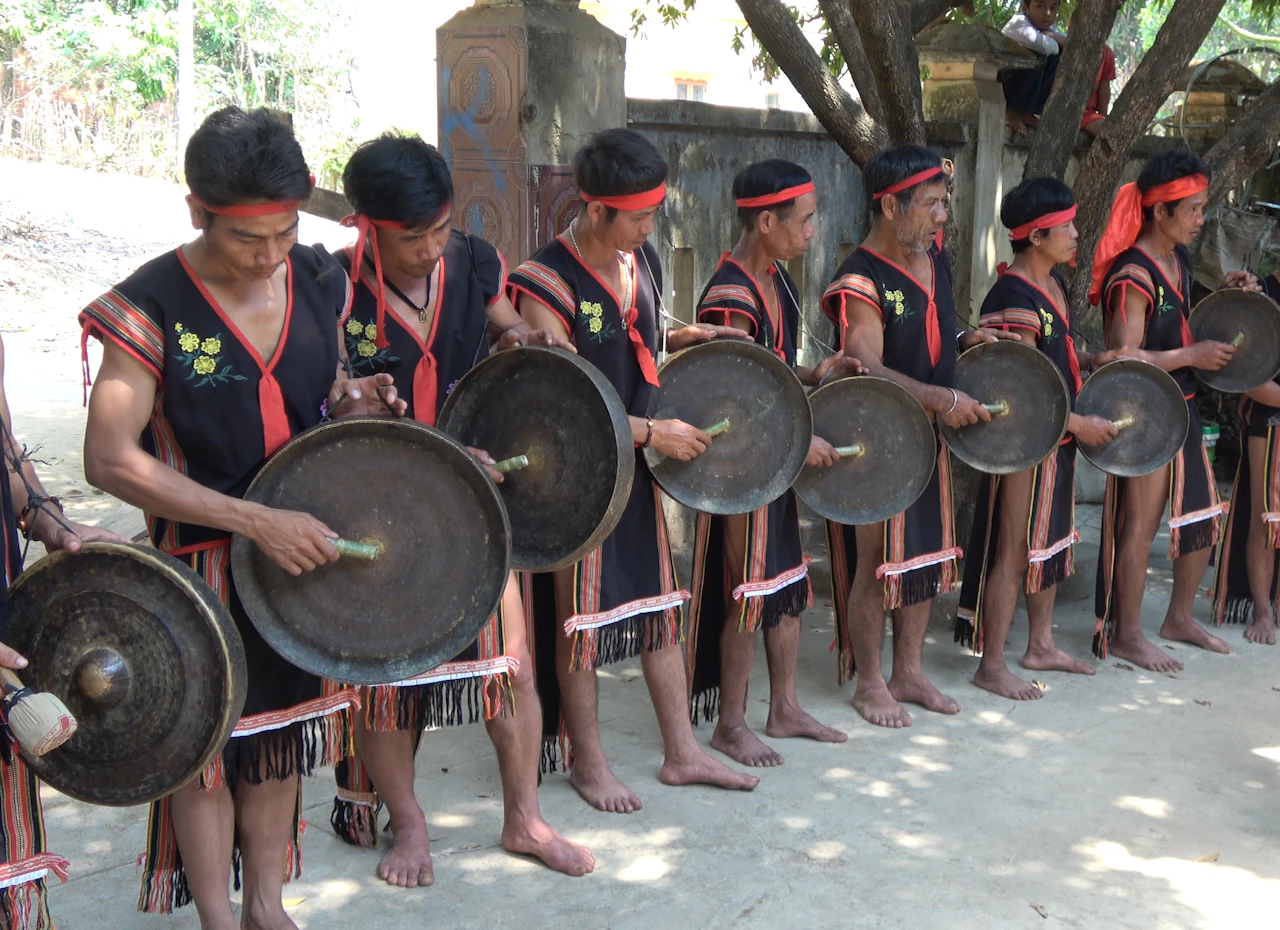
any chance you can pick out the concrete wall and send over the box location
[629,98,866,367]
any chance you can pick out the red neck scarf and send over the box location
[1088,174,1208,306]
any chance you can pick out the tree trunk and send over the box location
[1062,0,1228,335]
[1203,79,1280,207]
[909,0,966,34]
[735,0,886,165]
[816,0,883,123]
[849,0,926,145]
[1022,0,1123,180]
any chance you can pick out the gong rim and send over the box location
[939,340,1071,475]
[644,340,813,515]
[1075,358,1189,477]
[6,542,247,806]
[231,417,510,686]
[1188,288,1280,393]
[793,376,936,525]
[437,345,635,572]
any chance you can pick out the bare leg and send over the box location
[1023,586,1094,674]
[169,780,236,930]
[488,576,594,874]
[552,567,641,813]
[1083,117,1105,138]
[644,643,759,791]
[847,521,911,728]
[1242,436,1277,644]
[886,600,960,715]
[971,470,1044,700]
[762,614,847,744]
[234,776,301,930]
[1108,467,1185,672]
[351,724,433,888]
[1159,545,1231,654]
[710,513,784,767]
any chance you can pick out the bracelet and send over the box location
[17,496,63,538]
[641,419,655,448]
[943,388,959,416]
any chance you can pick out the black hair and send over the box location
[733,159,813,231]
[1137,147,1211,223]
[863,144,944,217]
[1001,176,1075,253]
[343,132,452,227]
[574,129,668,220]
[185,106,312,223]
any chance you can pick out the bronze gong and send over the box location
[939,340,1071,474]
[644,340,812,515]
[231,417,510,686]
[1188,288,1280,393]
[1075,358,1189,477]
[5,543,246,806]
[793,376,936,525]
[437,346,634,572]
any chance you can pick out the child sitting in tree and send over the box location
[1001,0,1067,132]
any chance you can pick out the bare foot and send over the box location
[378,815,435,888]
[1245,612,1277,645]
[242,900,299,930]
[1022,645,1096,675]
[1109,634,1183,673]
[765,703,848,744]
[569,761,642,814]
[711,723,784,767]
[852,682,912,728]
[1021,112,1040,128]
[1005,110,1028,135]
[888,673,961,715]
[1159,618,1231,655]
[501,813,595,876]
[659,749,760,791]
[973,663,1044,701]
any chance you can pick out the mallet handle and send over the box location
[493,454,530,474]
[331,538,382,560]
[983,400,1010,417]
[703,418,731,438]
[0,667,26,693]
[834,443,865,458]
[1230,331,1246,347]
[1111,414,1137,431]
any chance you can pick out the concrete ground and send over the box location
[3,158,1278,929]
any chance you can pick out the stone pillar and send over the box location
[437,0,626,265]
[919,25,1037,323]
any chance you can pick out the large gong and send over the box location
[793,376,936,525]
[644,340,812,515]
[231,418,509,685]
[5,543,246,806]
[437,346,634,571]
[939,340,1071,474]
[1188,288,1280,393]
[1075,358,1189,477]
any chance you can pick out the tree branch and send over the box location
[1023,0,1123,180]
[817,0,884,123]
[910,0,966,34]
[849,0,927,145]
[1204,78,1280,206]
[735,0,887,165]
[1063,0,1229,330]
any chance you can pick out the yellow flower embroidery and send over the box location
[357,340,377,357]
[580,301,603,318]
[200,337,221,355]
[1043,322,1053,336]
[364,323,377,339]
[588,317,603,334]
[174,322,184,333]
[192,355,217,375]
[178,332,200,352]
[346,318,364,336]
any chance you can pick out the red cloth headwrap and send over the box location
[1088,174,1208,306]
[190,174,315,217]
[736,182,816,209]
[872,167,945,200]
[580,184,667,211]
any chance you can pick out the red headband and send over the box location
[340,208,445,350]
[736,182,816,209]
[1089,174,1209,305]
[580,184,667,211]
[1008,205,1077,241]
[191,174,316,217]
[872,167,945,200]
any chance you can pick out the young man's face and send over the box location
[759,191,818,262]
[1157,190,1207,247]
[1034,219,1078,266]
[1024,0,1060,31]
[592,203,659,253]
[188,197,299,280]
[376,210,453,280]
